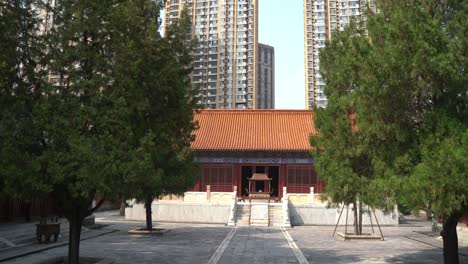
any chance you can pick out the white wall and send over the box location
[125,200,399,226]
[289,204,399,226]
[125,201,230,224]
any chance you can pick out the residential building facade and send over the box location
[165,0,258,109]
[256,43,275,109]
[304,0,377,109]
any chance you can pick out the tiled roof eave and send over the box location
[193,148,311,152]
[191,110,316,152]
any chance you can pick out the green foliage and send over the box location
[118,4,199,207]
[310,21,376,209]
[311,0,467,221]
[0,0,49,200]
[405,112,468,218]
[39,0,134,212]
[1,0,199,262]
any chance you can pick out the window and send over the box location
[286,165,317,193]
[202,166,233,192]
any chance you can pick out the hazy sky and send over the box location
[259,0,305,109]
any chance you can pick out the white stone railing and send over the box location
[183,185,235,204]
[227,186,238,226]
[183,192,208,203]
[282,186,291,227]
[287,187,322,205]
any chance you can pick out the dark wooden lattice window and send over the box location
[202,165,233,192]
[286,165,317,193]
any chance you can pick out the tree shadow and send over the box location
[384,247,468,263]
[298,243,468,264]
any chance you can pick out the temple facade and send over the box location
[125,109,399,227]
[191,109,323,198]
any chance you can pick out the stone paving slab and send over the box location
[0,219,70,250]
[3,213,468,264]
[217,227,299,264]
[0,229,115,262]
[287,225,468,264]
[2,222,231,264]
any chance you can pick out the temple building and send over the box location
[191,109,323,198]
[125,109,399,227]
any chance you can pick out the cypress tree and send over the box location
[311,2,467,261]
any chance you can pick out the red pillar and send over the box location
[194,164,202,191]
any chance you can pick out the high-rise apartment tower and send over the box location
[165,0,258,109]
[304,0,376,108]
[257,43,275,109]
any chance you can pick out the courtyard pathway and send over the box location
[1,211,467,263]
[213,227,300,264]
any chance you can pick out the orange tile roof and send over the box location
[192,110,316,152]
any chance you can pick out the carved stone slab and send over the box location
[250,204,269,221]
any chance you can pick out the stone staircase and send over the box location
[234,203,285,227]
[235,204,251,226]
[268,204,283,227]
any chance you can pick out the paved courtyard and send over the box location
[1,212,467,264]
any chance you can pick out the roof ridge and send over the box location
[197,109,313,114]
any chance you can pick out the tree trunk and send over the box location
[68,207,84,264]
[358,202,363,235]
[431,213,439,233]
[440,214,459,264]
[353,201,358,235]
[145,198,153,231]
[119,200,125,216]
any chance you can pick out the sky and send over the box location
[259,0,305,109]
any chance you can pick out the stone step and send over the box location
[250,223,269,227]
[269,216,282,219]
[250,220,269,224]
[269,214,282,217]
[269,223,283,227]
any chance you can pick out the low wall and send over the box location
[125,201,230,224]
[289,204,399,226]
[183,192,234,204]
[288,193,330,207]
